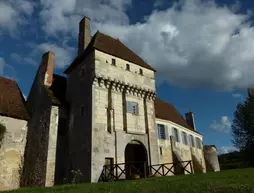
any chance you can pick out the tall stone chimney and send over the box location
[185,112,196,131]
[41,51,55,87]
[78,16,91,56]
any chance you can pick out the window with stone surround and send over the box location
[181,131,188,145]
[196,137,202,149]
[126,101,139,115]
[126,63,130,71]
[189,134,195,147]
[111,58,116,66]
[172,127,180,142]
[139,68,143,75]
[157,124,168,140]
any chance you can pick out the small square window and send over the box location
[112,58,116,66]
[126,64,130,71]
[127,101,138,115]
[139,69,143,75]
[159,147,163,155]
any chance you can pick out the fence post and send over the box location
[190,161,193,174]
[144,162,147,178]
[116,164,118,180]
[162,164,165,176]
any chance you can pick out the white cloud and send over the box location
[0,0,35,33]
[209,116,232,133]
[10,53,22,64]
[0,57,5,75]
[10,53,37,66]
[232,93,244,100]
[217,146,239,155]
[4,0,254,90]
[37,43,75,68]
[39,0,131,36]
[89,0,254,90]
[10,42,75,69]
[154,0,165,8]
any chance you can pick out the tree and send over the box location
[232,90,254,166]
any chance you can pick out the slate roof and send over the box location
[0,77,29,120]
[64,31,156,74]
[155,97,196,132]
[45,74,67,106]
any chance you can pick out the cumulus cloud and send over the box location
[37,43,75,68]
[209,116,232,133]
[153,0,166,8]
[4,0,254,89]
[91,0,254,90]
[0,0,35,33]
[232,93,244,100]
[11,53,37,66]
[217,146,239,155]
[22,42,75,68]
[39,0,131,36]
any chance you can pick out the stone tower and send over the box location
[64,16,158,182]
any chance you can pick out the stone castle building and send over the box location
[0,16,220,190]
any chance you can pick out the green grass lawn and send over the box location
[3,168,254,193]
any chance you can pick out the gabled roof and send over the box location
[45,74,67,106]
[155,97,197,132]
[0,77,29,120]
[64,31,156,74]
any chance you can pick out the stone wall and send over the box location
[22,89,52,187]
[0,116,27,191]
[66,51,94,183]
[22,51,59,187]
[204,146,220,172]
[155,118,205,175]
[90,50,158,182]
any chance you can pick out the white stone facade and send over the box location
[0,116,28,191]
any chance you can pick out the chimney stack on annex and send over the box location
[41,51,55,87]
[185,112,196,131]
[78,16,91,56]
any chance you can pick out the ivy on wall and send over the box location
[0,123,6,148]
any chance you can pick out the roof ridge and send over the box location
[0,76,16,83]
[96,31,118,41]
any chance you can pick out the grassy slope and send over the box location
[4,168,254,193]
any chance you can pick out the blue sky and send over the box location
[1,0,254,154]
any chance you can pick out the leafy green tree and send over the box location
[232,90,254,166]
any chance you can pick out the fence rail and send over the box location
[98,160,193,182]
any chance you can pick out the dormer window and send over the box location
[126,64,130,71]
[139,69,143,75]
[112,58,116,66]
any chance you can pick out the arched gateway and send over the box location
[124,140,149,179]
